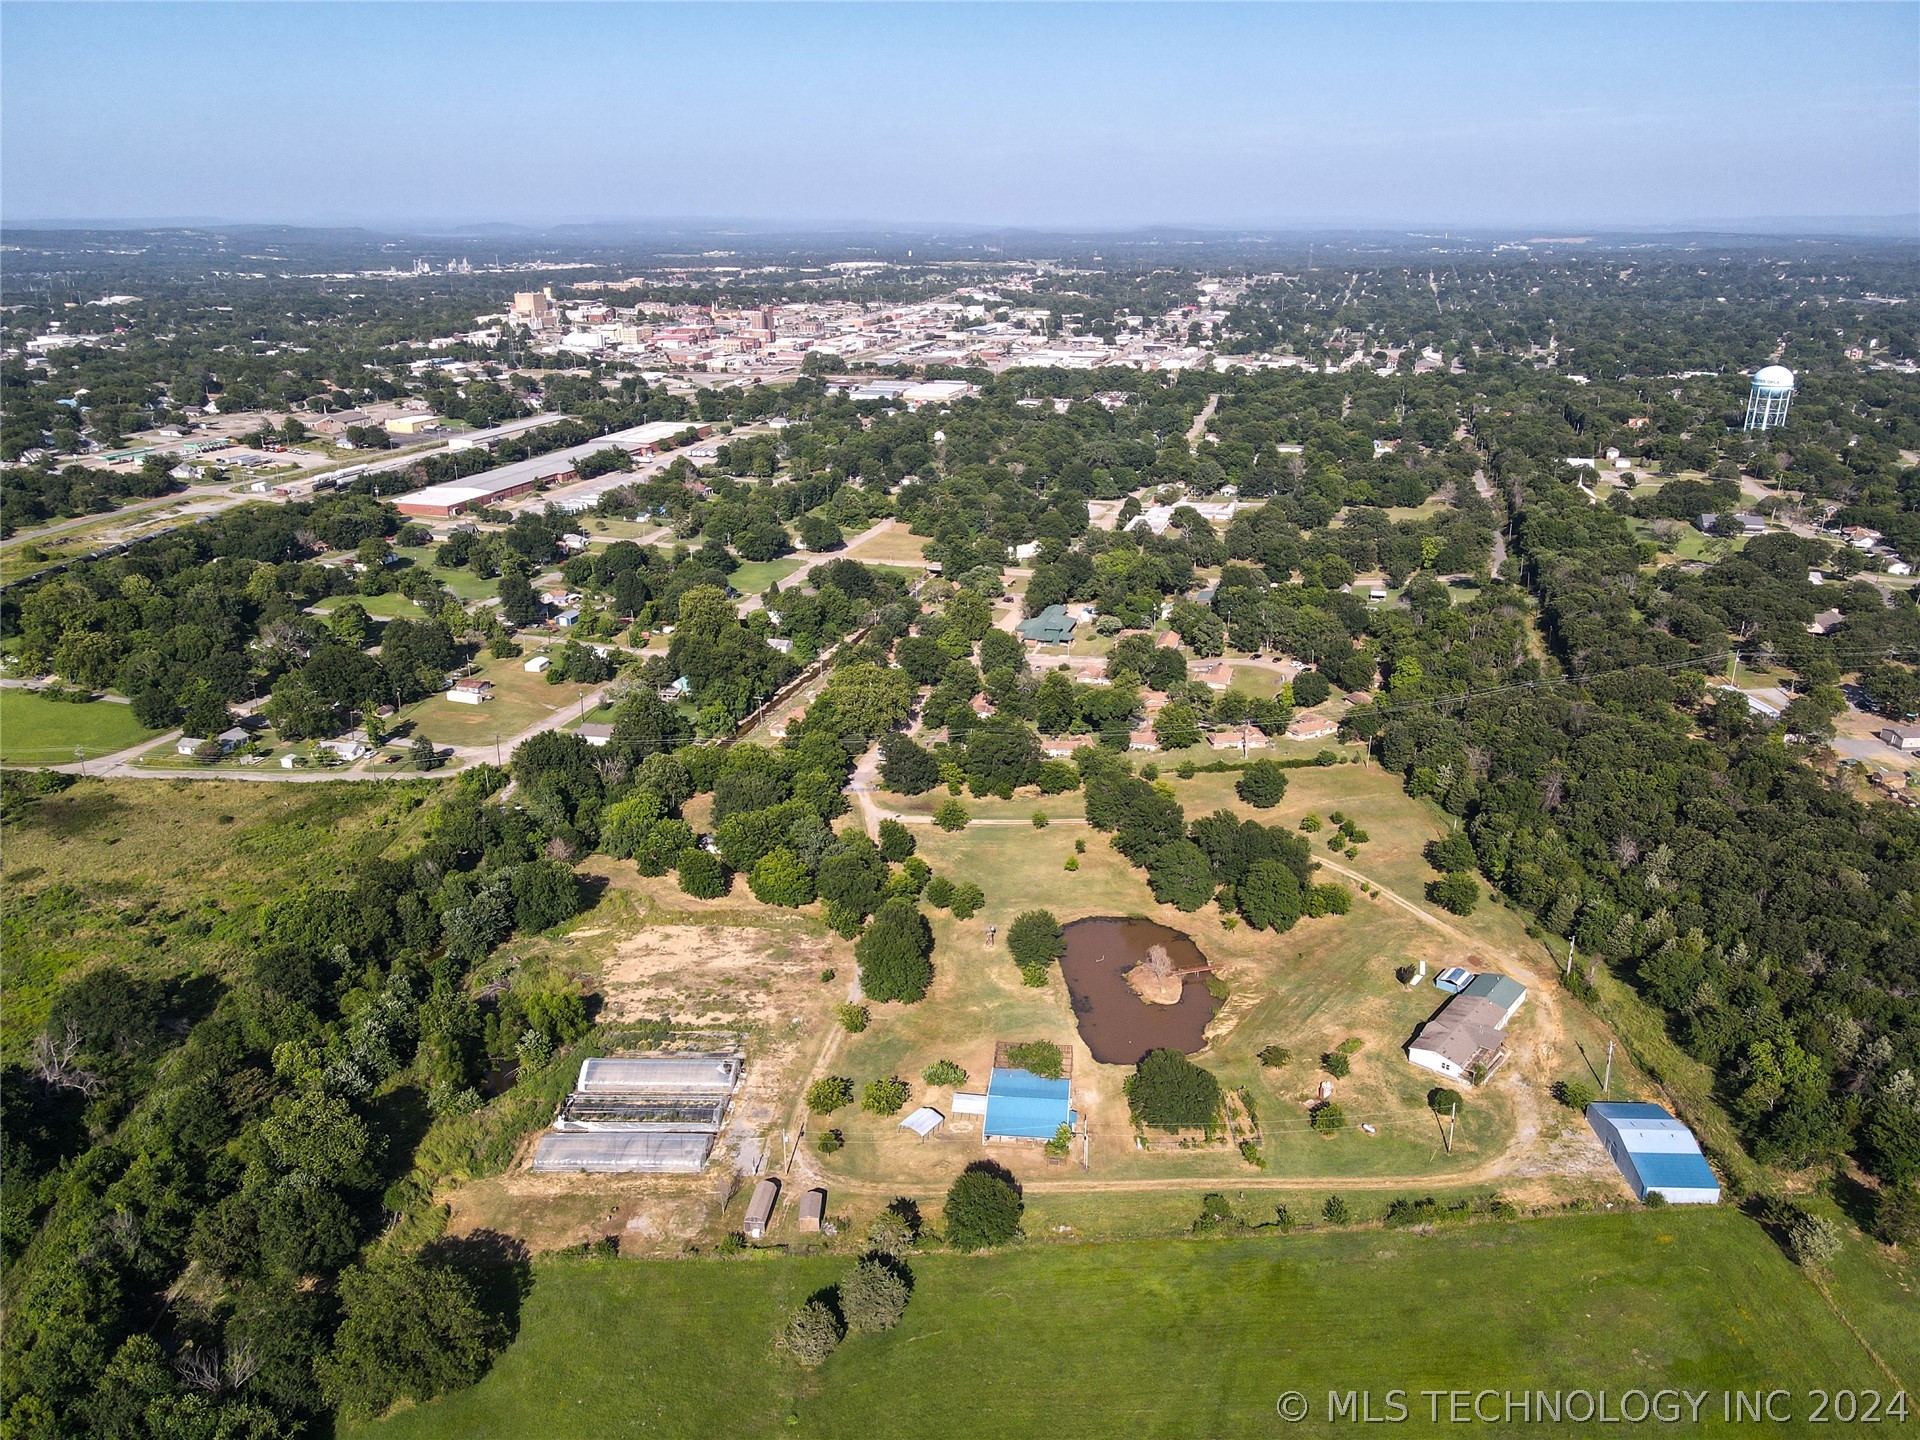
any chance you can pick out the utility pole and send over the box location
[1082,1126,1089,1172]
[1564,938,1575,979]
[494,732,501,767]
[1445,1102,1458,1154]
[1603,1041,1615,1098]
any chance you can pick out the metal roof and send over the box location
[1587,1103,1718,1195]
[530,1130,714,1173]
[1017,605,1078,644]
[899,1106,944,1137]
[575,1055,740,1094]
[1459,972,1527,1015]
[984,1067,1072,1139]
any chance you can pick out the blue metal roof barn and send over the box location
[983,1067,1075,1140]
[1587,1102,1721,1205]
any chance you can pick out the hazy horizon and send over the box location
[5,2,1916,234]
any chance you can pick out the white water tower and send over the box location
[1744,365,1795,431]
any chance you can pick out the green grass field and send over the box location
[393,548,499,601]
[0,689,162,763]
[394,655,597,748]
[350,1208,1910,1440]
[728,556,807,594]
[0,778,430,1058]
[314,592,431,620]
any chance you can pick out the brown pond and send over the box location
[1059,917,1219,1065]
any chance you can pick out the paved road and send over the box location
[41,675,621,783]
[1472,468,1506,578]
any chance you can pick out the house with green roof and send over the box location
[1017,604,1077,645]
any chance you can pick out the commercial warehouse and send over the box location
[1587,1102,1721,1204]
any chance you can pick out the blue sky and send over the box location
[3,2,1915,230]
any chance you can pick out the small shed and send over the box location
[743,1177,780,1239]
[1434,966,1473,994]
[797,1187,826,1234]
[950,1092,989,1116]
[524,655,551,673]
[577,723,614,747]
[1587,1102,1720,1204]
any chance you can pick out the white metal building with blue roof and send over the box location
[1587,1102,1721,1204]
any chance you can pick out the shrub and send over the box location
[943,1162,1023,1249]
[1235,759,1289,808]
[924,875,955,908]
[675,848,729,899]
[750,847,815,907]
[1064,854,1079,871]
[783,1299,843,1366]
[1300,814,1322,831]
[1007,909,1066,970]
[1031,810,1049,828]
[933,799,970,831]
[1044,1123,1074,1158]
[835,1003,870,1034]
[861,1077,910,1115]
[1074,837,1087,853]
[1321,1195,1352,1224]
[1239,1139,1265,1169]
[1018,963,1050,987]
[1257,1044,1291,1068]
[805,1076,854,1114]
[1310,1100,1347,1133]
[948,882,985,920]
[1427,872,1480,916]
[1177,760,1197,779]
[841,1257,911,1333]
[1394,963,1418,984]
[1125,1048,1222,1131]
[1872,1183,1920,1248]
[1426,1087,1464,1116]
[922,1059,967,1087]
[1785,1209,1843,1268]
[1553,1079,1597,1112]
[867,1205,917,1256]
[1321,1051,1351,1078]
[816,1128,844,1155]
[876,818,916,863]
[1004,1039,1064,1079]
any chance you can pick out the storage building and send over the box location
[983,1067,1075,1142]
[1587,1102,1721,1204]
[744,1177,780,1239]
[797,1188,827,1234]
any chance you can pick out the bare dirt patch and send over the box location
[602,923,834,1028]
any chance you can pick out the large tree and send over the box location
[855,897,935,1003]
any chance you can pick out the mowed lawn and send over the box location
[394,656,598,748]
[350,1209,1899,1440]
[828,757,1624,1190]
[728,555,806,594]
[0,690,162,763]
